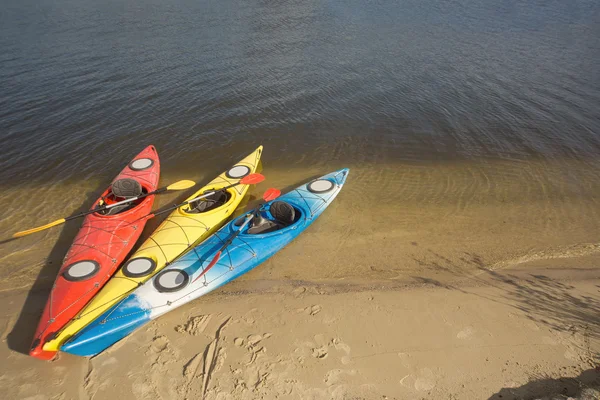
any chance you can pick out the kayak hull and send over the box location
[29,146,160,360]
[62,169,348,357]
[43,146,262,353]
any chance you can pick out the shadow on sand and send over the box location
[3,188,183,355]
[5,191,101,355]
[411,248,600,346]
[4,166,260,355]
[411,248,600,398]
[487,368,600,399]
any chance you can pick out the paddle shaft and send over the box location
[192,208,261,283]
[220,211,256,251]
[12,178,198,237]
[191,188,280,283]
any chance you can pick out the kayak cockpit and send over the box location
[237,201,300,235]
[186,190,232,214]
[96,178,146,216]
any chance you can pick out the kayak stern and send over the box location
[29,342,57,360]
[61,295,151,357]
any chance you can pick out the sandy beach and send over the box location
[2,159,600,399]
[1,256,599,399]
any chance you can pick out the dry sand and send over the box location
[1,258,599,399]
[1,158,600,399]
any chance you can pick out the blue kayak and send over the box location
[61,168,349,357]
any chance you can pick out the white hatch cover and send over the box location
[129,158,154,171]
[226,165,251,179]
[123,257,156,278]
[63,260,100,281]
[154,269,189,293]
[307,179,334,193]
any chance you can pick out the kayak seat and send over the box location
[103,203,131,215]
[98,179,144,216]
[270,201,295,225]
[111,178,142,198]
[247,201,296,234]
[188,190,229,214]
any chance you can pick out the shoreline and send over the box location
[4,156,600,292]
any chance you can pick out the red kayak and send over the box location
[30,145,160,360]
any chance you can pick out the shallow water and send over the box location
[1,0,600,291]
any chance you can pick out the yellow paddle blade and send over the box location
[13,218,67,238]
[166,180,195,191]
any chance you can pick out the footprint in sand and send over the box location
[292,287,306,297]
[456,326,475,340]
[400,368,436,392]
[312,347,328,359]
[146,335,176,366]
[313,334,326,346]
[247,332,272,348]
[247,334,263,347]
[175,314,212,336]
[242,308,258,325]
[243,333,272,365]
[297,304,322,315]
[415,370,436,391]
[331,338,350,353]
[331,338,352,365]
[324,369,357,386]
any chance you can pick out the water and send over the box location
[1,0,600,291]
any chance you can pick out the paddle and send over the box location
[144,173,265,219]
[12,180,195,238]
[192,188,281,283]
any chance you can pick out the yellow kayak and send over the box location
[43,146,263,352]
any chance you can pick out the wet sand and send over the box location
[1,157,600,398]
[3,156,600,290]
